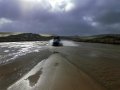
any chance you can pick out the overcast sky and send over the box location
[0,0,120,35]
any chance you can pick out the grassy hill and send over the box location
[0,32,22,37]
[0,33,52,42]
[69,34,120,44]
[0,32,120,44]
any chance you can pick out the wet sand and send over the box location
[0,41,120,90]
[0,49,52,90]
[8,53,105,90]
[56,43,120,90]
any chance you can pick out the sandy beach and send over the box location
[0,41,120,90]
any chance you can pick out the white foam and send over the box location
[0,41,48,64]
[61,40,78,46]
[4,50,10,53]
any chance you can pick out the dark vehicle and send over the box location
[52,36,63,46]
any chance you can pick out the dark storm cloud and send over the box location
[0,0,120,35]
[95,11,120,25]
[0,0,21,20]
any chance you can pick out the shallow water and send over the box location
[0,41,48,65]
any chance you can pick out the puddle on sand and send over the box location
[26,68,43,87]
